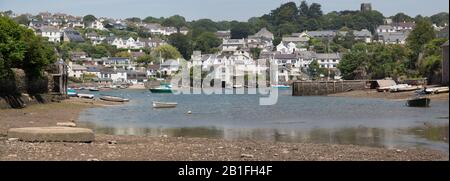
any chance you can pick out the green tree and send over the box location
[230,22,252,39]
[136,54,156,66]
[392,13,414,23]
[168,33,192,60]
[13,15,30,25]
[162,15,186,32]
[83,15,97,24]
[152,44,182,60]
[308,60,321,79]
[115,51,131,58]
[406,20,436,69]
[250,48,262,59]
[194,32,221,54]
[126,17,141,23]
[430,12,449,27]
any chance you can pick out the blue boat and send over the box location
[272,84,291,89]
[67,89,78,97]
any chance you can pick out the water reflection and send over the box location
[80,122,449,152]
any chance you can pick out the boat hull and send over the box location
[407,98,430,107]
[149,89,174,93]
[152,101,177,108]
[100,96,129,102]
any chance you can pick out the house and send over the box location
[276,41,301,54]
[376,25,396,33]
[305,30,336,40]
[111,37,144,49]
[29,19,48,28]
[85,32,105,45]
[316,53,341,69]
[102,57,135,70]
[63,28,84,42]
[67,19,84,28]
[70,51,88,61]
[221,39,246,52]
[37,26,61,42]
[377,31,410,44]
[273,53,300,67]
[442,41,449,85]
[99,68,127,83]
[437,26,449,38]
[127,71,148,84]
[86,20,105,30]
[392,22,415,31]
[251,28,274,40]
[160,59,180,75]
[143,23,177,36]
[68,62,87,78]
[297,51,316,69]
[352,29,373,43]
[215,30,231,40]
[281,37,309,48]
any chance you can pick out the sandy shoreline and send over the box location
[0,96,448,161]
[329,90,449,101]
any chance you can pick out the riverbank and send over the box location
[329,90,449,101]
[0,98,448,161]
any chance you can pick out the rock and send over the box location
[8,154,17,157]
[7,138,19,142]
[241,154,254,158]
[69,119,76,123]
[56,122,77,127]
[7,127,94,142]
[217,146,224,149]
[87,158,100,161]
[274,153,279,156]
[395,149,403,153]
[282,149,289,154]
[108,140,117,145]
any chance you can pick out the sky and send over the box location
[0,0,449,21]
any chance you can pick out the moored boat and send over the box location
[272,84,291,89]
[77,93,95,99]
[149,84,175,93]
[152,101,177,108]
[89,87,100,91]
[67,89,77,97]
[406,97,431,107]
[100,96,130,102]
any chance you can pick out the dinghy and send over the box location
[77,93,95,99]
[100,96,129,102]
[152,101,177,108]
[406,97,430,107]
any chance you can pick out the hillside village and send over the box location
[2,2,449,88]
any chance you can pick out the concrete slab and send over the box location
[7,127,94,142]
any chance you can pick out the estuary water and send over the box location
[78,88,449,152]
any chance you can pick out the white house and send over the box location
[222,39,246,52]
[38,26,61,42]
[316,53,341,69]
[87,20,105,30]
[111,37,144,49]
[160,59,180,75]
[68,61,87,78]
[376,25,396,33]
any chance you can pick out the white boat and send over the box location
[100,96,130,102]
[233,84,243,88]
[389,84,421,92]
[272,84,291,89]
[77,93,95,99]
[425,87,449,94]
[152,101,177,108]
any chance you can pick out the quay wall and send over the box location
[292,80,368,96]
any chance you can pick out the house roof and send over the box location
[282,36,309,43]
[274,54,298,59]
[253,28,274,40]
[378,32,409,42]
[161,59,180,66]
[315,53,341,60]
[39,26,60,33]
[64,28,84,42]
[307,30,336,37]
[377,25,394,30]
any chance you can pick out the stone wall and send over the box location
[292,80,368,96]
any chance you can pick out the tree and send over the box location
[83,15,97,24]
[250,48,262,59]
[136,54,156,66]
[392,13,413,23]
[299,1,309,18]
[230,22,252,39]
[13,15,30,25]
[152,44,182,60]
[406,20,436,69]
[143,16,163,24]
[162,15,186,32]
[168,33,192,60]
[194,32,221,54]
[308,60,321,79]
[338,43,368,80]
[115,51,131,58]
[430,12,449,27]
[126,17,141,23]
[418,38,448,82]
[308,3,323,19]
